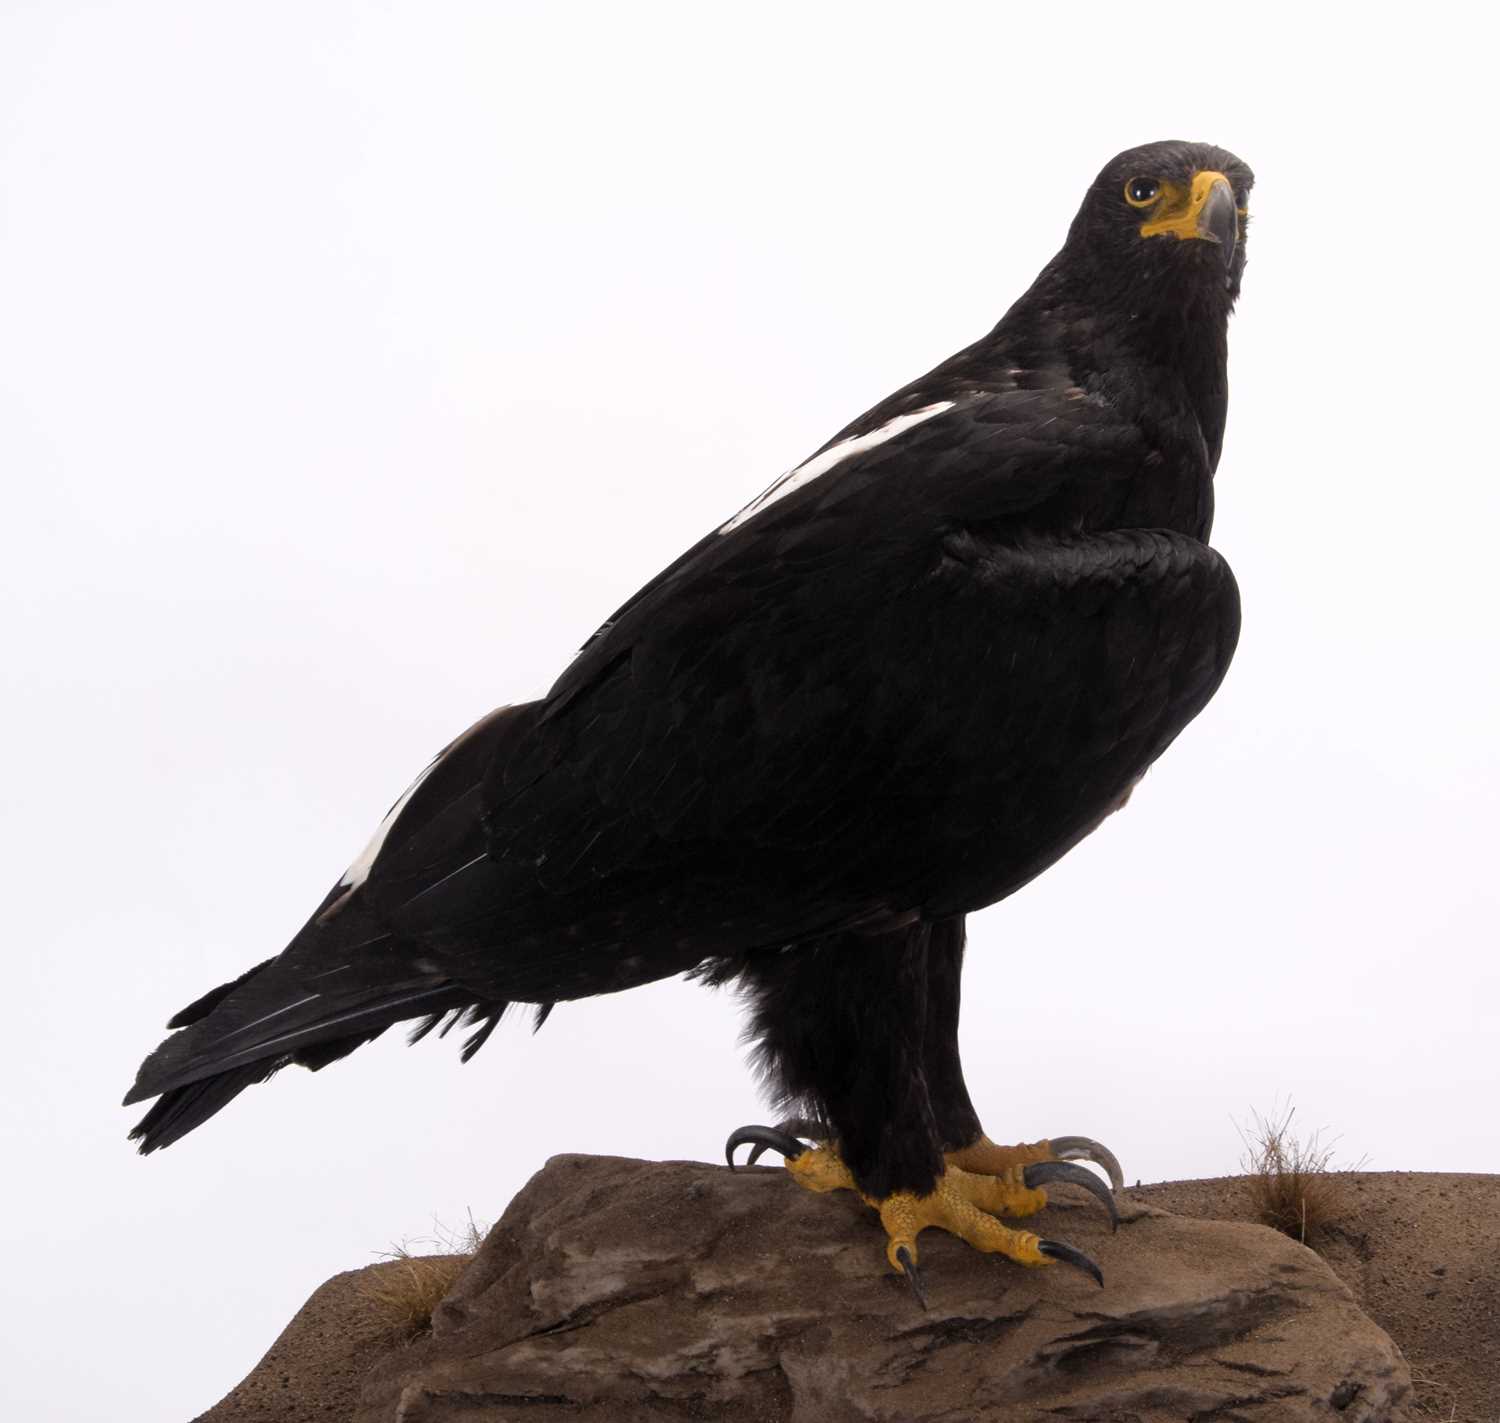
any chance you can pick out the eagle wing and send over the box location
[126,387,1237,1139]
[371,385,1232,973]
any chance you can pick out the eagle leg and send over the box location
[727,1131,1106,1294]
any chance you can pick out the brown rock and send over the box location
[349,1154,1409,1422]
[1135,1172,1500,1421]
[196,1259,439,1422]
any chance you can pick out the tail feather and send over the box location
[289,1027,389,1073]
[129,1015,439,1154]
[166,957,276,1029]
[128,1062,283,1154]
[125,703,545,1153]
[125,979,468,1107]
[457,1003,504,1062]
[124,979,479,1153]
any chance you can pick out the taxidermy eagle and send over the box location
[127,139,1252,1298]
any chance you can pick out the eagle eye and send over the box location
[1124,177,1161,207]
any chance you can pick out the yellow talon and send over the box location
[948,1162,1050,1220]
[871,1174,1050,1272]
[729,1123,1109,1291]
[781,1148,1057,1275]
[947,1132,1125,1196]
[785,1145,856,1193]
[946,1133,1058,1177]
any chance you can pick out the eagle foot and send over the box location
[725,1126,1107,1299]
[947,1132,1125,1192]
[871,1172,1100,1289]
[937,1157,1118,1229]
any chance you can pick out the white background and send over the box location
[3,3,1496,1418]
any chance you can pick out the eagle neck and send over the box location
[992,259,1233,474]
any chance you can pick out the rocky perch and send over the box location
[203,1157,1500,1422]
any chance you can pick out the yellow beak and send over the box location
[1139,170,1239,261]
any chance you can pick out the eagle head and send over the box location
[1065,140,1255,309]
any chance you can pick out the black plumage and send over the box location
[127,142,1252,1248]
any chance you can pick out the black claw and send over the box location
[894,1245,929,1310]
[1038,1238,1104,1287]
[747,1116,821,1166]
[725,1124,808,1169]
[1049,1135,1125,1192]
[1023,1161,1119,1232]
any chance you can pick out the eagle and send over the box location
[127,139,1252,1298]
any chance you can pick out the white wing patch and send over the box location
[331,703,515,900]
[719,400,955,534]
[339,753,443,891]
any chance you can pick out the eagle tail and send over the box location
[125,703,542,1153]
[123,952,491,1152]
[127,1062,284,1154]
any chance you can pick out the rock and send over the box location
[197,1261,431,1422]
[1134,1172,1499,1422]
[352,1154,1410,1422]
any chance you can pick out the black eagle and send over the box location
[127,139,1252,1294]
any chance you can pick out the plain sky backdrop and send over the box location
[3,3,1496,1417]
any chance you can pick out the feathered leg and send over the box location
[726,922,1110,1298]
[730,923,944,1197]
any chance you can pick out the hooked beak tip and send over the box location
[1198,179,1239,269]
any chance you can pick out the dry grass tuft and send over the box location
[356,1254,469,1339]
[354,1212,488,1340]
[1237,1101,1361,1246]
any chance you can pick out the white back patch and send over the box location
[339,753,442,890]
[719,400,955,534]
[329,704,514,903]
